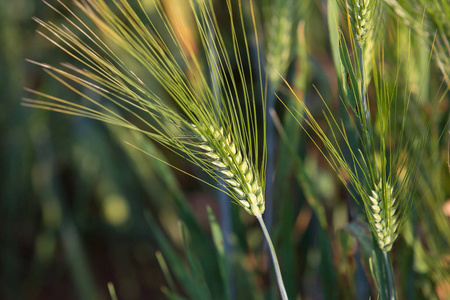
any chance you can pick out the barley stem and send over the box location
[256,214,288,300]
[265,84,276,232]
[383,251,396,300]
[359,46,372,153]
[359,48,367,121]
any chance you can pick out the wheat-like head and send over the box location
[193,125,264,215]
[341,0,379,47]
[262,0,294,88]
[339,0,381,87]
[24,0,267,216]
[367,180,398,251]
[281,46,424,252]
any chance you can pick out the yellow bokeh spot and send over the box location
[103,195,129,226]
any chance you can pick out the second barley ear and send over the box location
[368,180,399,252]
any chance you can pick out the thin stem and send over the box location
[358,44,377,180]
[359,46,370,126]
[256,214,288,300]
[359,45,373,153]
[264,84,275,233]
[382,251,396,300]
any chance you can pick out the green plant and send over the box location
[24,0,290,298]
[14,0,449,298]
[280,2,433,298]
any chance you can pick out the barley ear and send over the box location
[339,0,379,47]
[367,180,399,251]
[339,0,380,85]
[193,125,265,216]
[263,0,295,88]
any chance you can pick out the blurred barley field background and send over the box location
[1,0,449,299]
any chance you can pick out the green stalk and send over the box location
[383,251,396,300]
[264,84,276,232]
[358,46,373,156]
[359,48,367,122]
[256,214,288,300]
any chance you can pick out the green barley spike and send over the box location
[339,0,380,84]
[368,180,399,251]
[23,0,268,216]
[344,0,379,47]
[263,0,294,88]
[193,125,265,216]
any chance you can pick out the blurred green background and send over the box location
[1,0,176,298]
[1,0,450,299]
